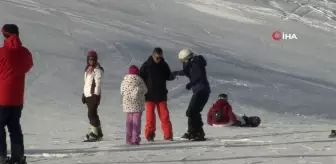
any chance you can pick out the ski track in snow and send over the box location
[1,0,336,163]
[180,0,336,32]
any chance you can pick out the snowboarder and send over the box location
[139,47,175,141]
[173,48,211,141]
[207,93,245,127]
[120,65,147,145]
[0,24,33,164]
[82,50,104,142]
[207,93,261,127]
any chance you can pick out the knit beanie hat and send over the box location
[129,65,140,75]
[88,50,97,57]
[87,50,98,61]
[2,24,19,36]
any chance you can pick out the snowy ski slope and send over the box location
[1,0,336,163]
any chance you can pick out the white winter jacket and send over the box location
[84,65,103,97]
[120,74,147,113]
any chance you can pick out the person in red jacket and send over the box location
[207,93,245,126]
[0,24,33,164]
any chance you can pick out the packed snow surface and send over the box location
[1,0,336,163]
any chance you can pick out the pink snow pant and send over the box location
[126,112,142,144]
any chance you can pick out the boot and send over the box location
[329,130,336,138]
[181,132,192,140]
[191,134,206,141]
[6,156,26,164]
[10,144,24,163]
[191,128,206,141]
[165,138,174,141]
[97,126,103,139]
[84,125,101,142]
[164,135,174,141]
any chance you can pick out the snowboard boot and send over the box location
[6,156,27,164]
[329,130,336,138]
[191,128,206,141]
[191,134,206,141]
[97,126,103,139]
[181,132,192,140]
[84,125,102,142]
[242,115,249,125]
[164,137,174,141]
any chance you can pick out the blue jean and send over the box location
[0,105,24,161]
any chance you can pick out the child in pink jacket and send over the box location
[120,65,148,145]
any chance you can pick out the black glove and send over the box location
[81,94,86,104]
[168,73,177,80]
[171,71,178,77]
[186,83,192,90]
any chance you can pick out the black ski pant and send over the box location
[86,96,101,127]
[0,105,24,161]
[186,89,210,136]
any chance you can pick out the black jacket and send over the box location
[175,55,210,93]
[140,56,175,102]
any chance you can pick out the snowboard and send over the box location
[240,115,261,127]
[329,130,336,138]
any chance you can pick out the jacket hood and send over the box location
[123,74,143,85]
[192,55,207,67]
[3,35,22,49]
[214,99,229,108]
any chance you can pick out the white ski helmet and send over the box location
[178,48,193,61]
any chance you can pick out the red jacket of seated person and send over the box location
[207,94,237,126]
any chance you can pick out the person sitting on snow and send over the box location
[207,93,246,127]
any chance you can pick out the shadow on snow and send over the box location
[108,154,336,163]
[214,130,327,140]
[24,143,222,155]
[23,130,330,155]
[224,139,336,148]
